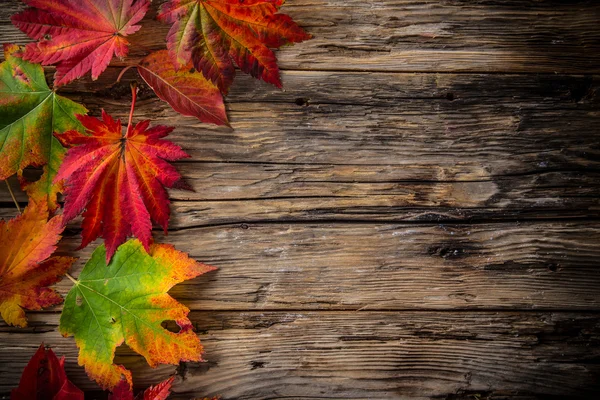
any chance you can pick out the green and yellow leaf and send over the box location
[59,239,215,390]
[0,44,87,210]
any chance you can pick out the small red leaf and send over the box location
[138,50,229,126]
[109,377,174,400]
[109,380,135,400]
[11,344,84,400]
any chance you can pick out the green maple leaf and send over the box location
[59,239,215,390]
[0,43,86,210]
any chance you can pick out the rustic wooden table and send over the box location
[1,0,600,399]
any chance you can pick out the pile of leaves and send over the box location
[1,0,310,397]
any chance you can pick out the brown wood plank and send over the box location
[0,71,596,180]
[3,72,598,220]
[3,164,600,223]
[0,220,596,311]
[1,311,599,398]
[2,71,599,221]
[57,69,600,106]
[3,71,599,221]
[1,1,599,74]
[80,101,599,169]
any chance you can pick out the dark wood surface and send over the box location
[1,0,600,399]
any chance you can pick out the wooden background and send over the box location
[1,0,600,398]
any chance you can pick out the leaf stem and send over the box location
[5,180,21,213]
[125,82,138,138]
[116,66,134,83]
[65,273,78,284]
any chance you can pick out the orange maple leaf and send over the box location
[0,201,75,327]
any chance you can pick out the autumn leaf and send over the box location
[11,344,84,400]
[137,50,229,126]
[0,201,75,327]
[59,239,215,390]
[55,86,190,262]
[158,0,311,93]
[0,44,87,210]
[12,0,150,86]
[109,377,174,400]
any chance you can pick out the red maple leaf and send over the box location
[12,0,149,86]
[109,377,174,400]
[158,0,311,93]
[11,344,84,400]
[54,85,190,261]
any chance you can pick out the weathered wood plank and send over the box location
[0,221,596,311]
[80,101,599,169]
[0,72,594,176]
[3,165,600,223]
[56,70,600,106]
[3,72,598,223]
[1,312,599,398]
[37,74,600,171]
[2,71,598,220]
[2,1,599,74]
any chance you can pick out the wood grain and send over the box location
[3,71,599,223]
[83,100,599,169]
[42,72,600,175]
[42,70,600,172]
[1,0,599,398]
[2,1,600,74]
[1,312,599,398]
[3,167,600,223]
[56,69,600,105]
[2,71,599,215]
[0,220,597,311]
